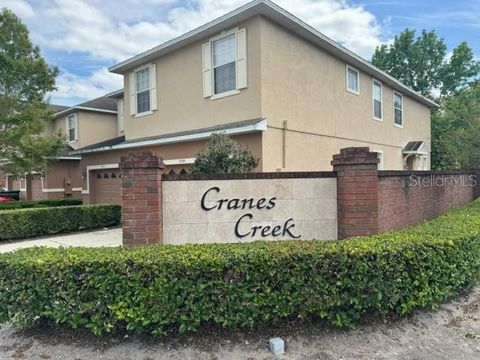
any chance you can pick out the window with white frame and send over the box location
[212,34,236,94]
[202,28,247,99]
[136,67,150,114]
[129,64,157,116]
[67,113,77,142]
[372,80,383,120]
[346,65,359,94]
[393,91,403,127]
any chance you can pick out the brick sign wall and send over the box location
[119,149,480,247]
[162,177,337,244]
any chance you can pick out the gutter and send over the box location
[54,106,118,118]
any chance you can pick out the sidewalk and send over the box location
[0,227,122,253]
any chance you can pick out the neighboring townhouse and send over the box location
[71,0,437,205]
[5,96,120,200]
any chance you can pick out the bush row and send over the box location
[0,198,82,210]
[0,205,121,240]
[0,200,479,335]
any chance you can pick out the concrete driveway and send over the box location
[0,227,122,253]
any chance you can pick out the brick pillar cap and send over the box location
[120,151,165,169]
[331,147,379,166]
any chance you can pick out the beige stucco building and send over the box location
[4,97,119,200]
[68,0,436,204]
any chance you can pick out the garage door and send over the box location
[93,169,122,205]
[31,175,46,200]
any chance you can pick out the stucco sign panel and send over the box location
[163,178,337,245]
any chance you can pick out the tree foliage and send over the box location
[372,29,479,98]
[191,133,259,174]
[431,83,480,170]
[0,8,64,174]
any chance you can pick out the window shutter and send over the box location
[129,72,136,115]
[202,42,213,97]
[73,113,78,141]
[236,28,247,90]
[149,64,157,110]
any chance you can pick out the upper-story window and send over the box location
[136,67,150,114]
[393,91,403,127]
[202,28,247,99]
[213,34,236,94]
[372,80,383,120]
[346,65,359,94]
[67,113,77,142]
[129,64,157,117]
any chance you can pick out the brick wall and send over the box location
[332,147,379,239]
[120,151,165,247]
[378,171,478,233]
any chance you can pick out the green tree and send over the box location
[372,29,479,98]
[431,83,480,170]
[191,133,259,174]
[0,8,64,174]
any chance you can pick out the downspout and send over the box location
[282,120,288,170]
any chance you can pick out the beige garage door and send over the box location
[31,175,46,200]
[93,169,122,205]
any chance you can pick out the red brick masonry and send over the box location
[120,151,165,247]
[120,149,480,246]
[332,147,380,239]
[378,171,480,233]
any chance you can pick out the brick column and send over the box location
[332,147,379,239]
[120,151,165,247]
[473,169,480,199]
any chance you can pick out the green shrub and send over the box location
[0,205,120,240]
[0,198,82,211]
[0,201,480,335]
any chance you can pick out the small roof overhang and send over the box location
[403,141,428,156]
[69,118,267,156]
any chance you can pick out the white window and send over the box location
[129,64,157,116]
[393,91,403,127]
[346,65,359,94]
[67,113,77,142]
[136,67,150,114]
[212,34,236,94]
[202,28,247,99]
[372,80,383,120]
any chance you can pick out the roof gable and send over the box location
[109,0,437,108]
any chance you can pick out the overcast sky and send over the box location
[1,0,479,106]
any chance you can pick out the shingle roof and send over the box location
[70,118,266,155]
[53,95,118,118]
[77,96,117,112]
[49,104,69,113]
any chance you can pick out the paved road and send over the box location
[0,228,122,253]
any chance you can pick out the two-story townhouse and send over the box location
[5,96,120,200]
[71,0,437,205]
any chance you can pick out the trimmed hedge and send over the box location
[0,198,82,211]
[0,200,480,335]
[0,205,121,240]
